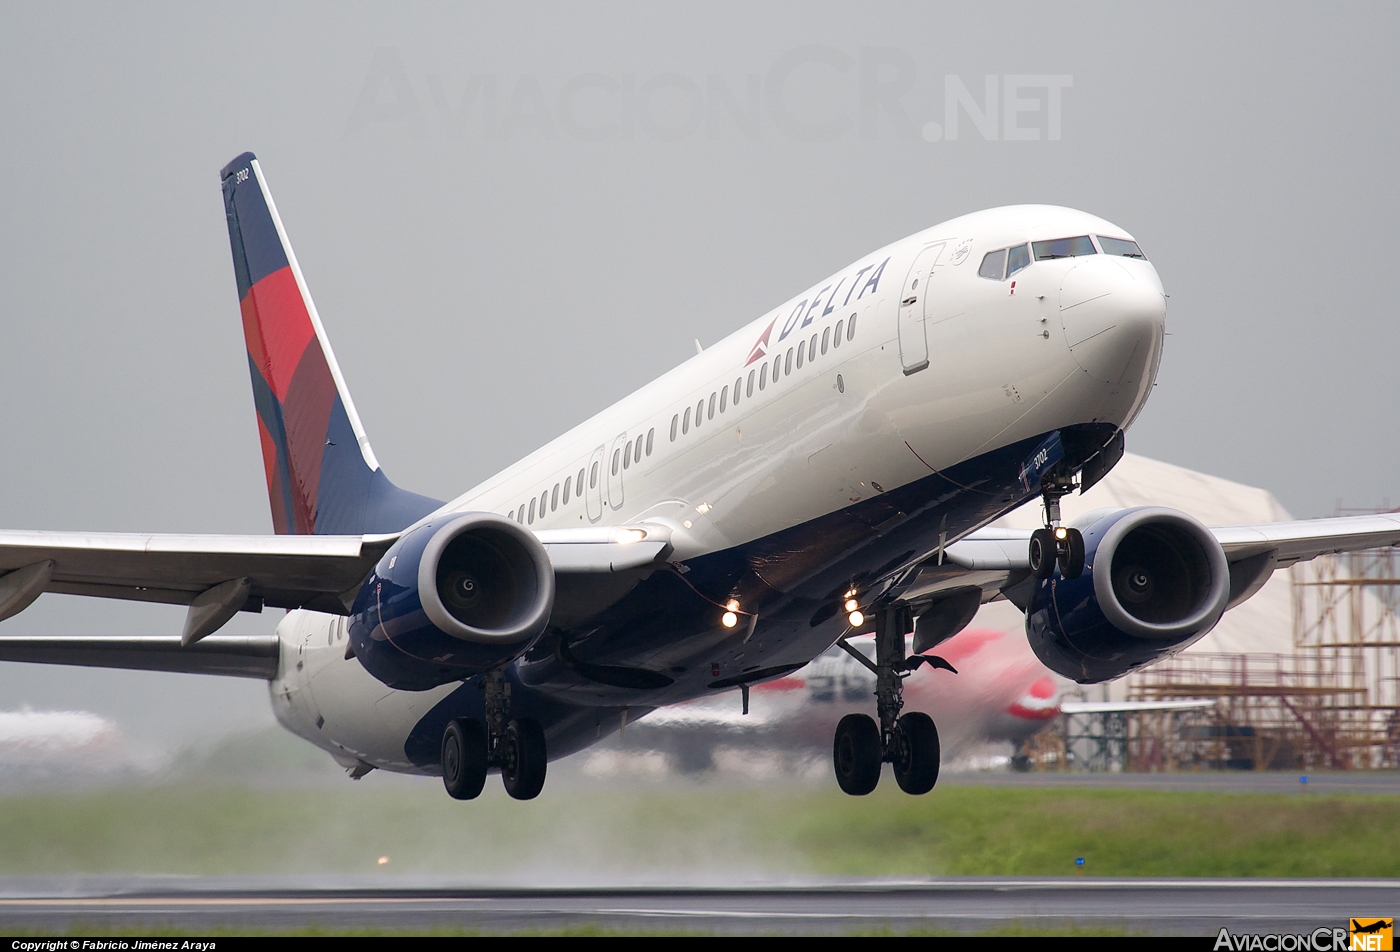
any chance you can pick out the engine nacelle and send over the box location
[347,513,555,690]
[1025,507,1230,683]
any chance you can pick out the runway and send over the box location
[1,878,1396,935]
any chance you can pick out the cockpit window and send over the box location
[1097,235,1147,259]
[1032,235,1096,260]
[1006,243,1031,278]
[978,248,1007,279]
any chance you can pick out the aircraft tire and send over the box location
[501,718,547,800]
[441,718,487,800]
[1029,528,1056,580]
[1058,527,1085,579]
[892,711,940,795]
[833,713,881,795]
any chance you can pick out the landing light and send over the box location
[1054,526,1068,541]
[726,599,740,611]
[844,597,859,612]
[721,611,739,628]
[848,610,864,628]
[614,528,647,544]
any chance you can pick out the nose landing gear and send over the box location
[832,607,955,796]
[440,670,549,801]
[1030,477,1085,580]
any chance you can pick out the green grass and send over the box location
[0,780,1396,878]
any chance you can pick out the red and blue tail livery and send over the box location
[220,153,438,536]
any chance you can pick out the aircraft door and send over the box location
[586,444,605,523]
[897,242,946,375]
[606,432,627,511]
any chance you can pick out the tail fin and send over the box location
[220,152,441,535]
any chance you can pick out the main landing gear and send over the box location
[440,671,548,801]
[832,607,955,796]
[1028,476,1085,580]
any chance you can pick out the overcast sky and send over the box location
[1,3,1397,751]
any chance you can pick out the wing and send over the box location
[887,512,1400,613]
[0,523,670,676]
[0,529,397,616]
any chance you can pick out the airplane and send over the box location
[614,623,1068,774]
[1,151,1398,801]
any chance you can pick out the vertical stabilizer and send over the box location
[220,152,440,535]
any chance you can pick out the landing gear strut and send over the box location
[1029,474,1085,580]
[439,670,548,801]
[833,607,951,796]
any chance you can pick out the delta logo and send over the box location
[744,256,891,366]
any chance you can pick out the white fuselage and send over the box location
[270,204,1167,775]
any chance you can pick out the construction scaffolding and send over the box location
[1018,534,1400,772]
[1118,540,1400,770]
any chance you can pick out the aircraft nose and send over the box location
[1059,257,1166,385]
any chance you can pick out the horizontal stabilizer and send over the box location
[0,634,279,679]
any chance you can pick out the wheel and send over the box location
[892,711,941,795]
[1029,528,1056,580]
[441,718,487,800]
[1058,527,1085,580]
[501,718,547,800]
[833,713,881,795]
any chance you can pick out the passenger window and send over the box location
[833,319,844,346]
[611,449,621,475]
[646,428,654,455]
[708,392,716,420]
[670,414,679,441]
[978,248,1007,280]
[747,369,756,396]
[540,490,549,515]
[590,461,599,488]
[634,439,642,464]
[719,386,728,413]
[696,398,705,426]
[733,377,742,405]
[1006,243,1031,277]
[785,348,794,375]
[1032,235,1096,260]
[759,363,767,390]
[772,354,781,382]
[517,504,525,523]
[623,441,632,469]
[683,407,691,434]
[1097,235,1146,258]
[847,314,857,341]
[809,334,818,362]
[563,476,571,505]
[821,327,830,354]
[577,468,585,492]
[528,498,536,524]
[551,483,560,510]
[796,344,804,369]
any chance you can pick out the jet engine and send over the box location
[1024,507,1230,683]
[347,513,555,690]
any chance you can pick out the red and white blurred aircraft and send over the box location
[625,621,1064,772]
